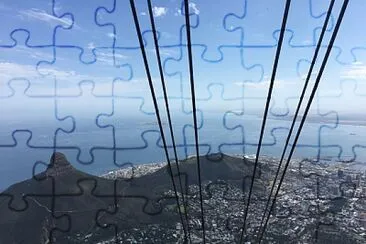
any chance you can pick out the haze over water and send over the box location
[1,112,365,191]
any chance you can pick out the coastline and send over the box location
[100,153,366,180]
[97,153,366,243]
[2,152,365,243]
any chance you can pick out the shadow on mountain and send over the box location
[0,152,259,243]
[0,152,362,243]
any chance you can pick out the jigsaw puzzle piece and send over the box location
[288,108,339,161]
[37,47,130,96]
[182,83,244,158]
[306,47,365,99]
[178,0,242,61]
[302,180,360,244]
[225,0,334,47]
[0,152,73,244]
[0,131,56,191]
[164,45,262,100]
[313,48,366,162]
[59,148,136,179]
[0,0,72,46]
[55,81,113,164]
[225,0,290,47]
[96,0,198,49]
[0,191,69,244]
[53,0,115,62]
[52,177,118,242]
[95,168,189,243]
[331,0,366,64]
[111,43,168,114]
[162,46,190,101]
[0,79,73,147]
[138,0,187,48]
[156,103,204,160]
[0,31,56,96]
[268,40,319,117]
[258,165,341,242]
[136,0,230,50]
[13,152,118,242]
[297,160,354,231]
[317,81,366,162]
[97,97,168,163]
[285,0,335,47]
[95,0,147,49]
[221,106,303,158]
[185,181,239,242]
[299,47,357,97]
[95,196,178,243]
[222,99,338,163]
[346,47,366,93]
[110,81,198,162]
[234,43,338,161]
[239,32,317,117]
[114,130,168,167]
[102,47,198,163]
[221,109,278,157]
[301,171,334,201]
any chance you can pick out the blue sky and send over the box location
[0,0,365,117]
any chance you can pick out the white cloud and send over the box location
[352,61,363,65]
[175,8,182,16]
[18,8,73,27]
[0,62,116,94]
[107,32,116,39]
[189,2,200,15]
[159,49,178,57]
[0,62,153,99]
[341,63,366,80]
[234,79,294,89]
[161,31,174,39]
[97,51,128,65]
[140,12,147,16]
[174,3,199,16]
[87,42,96,50]
[152,6,168,17]
[302,40,313,45]
[234,81,272,89]
[0,62,39,81]
[0,62,110,84]
[10,45,55,60]
[147,48,178,57]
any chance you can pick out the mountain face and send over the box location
[0,153,119,243]
[0,153,364,243]
[0,153,256,243]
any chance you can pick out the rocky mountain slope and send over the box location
[0,152,365,243]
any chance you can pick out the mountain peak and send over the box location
[46,152,74,177]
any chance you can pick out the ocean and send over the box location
[1,112,365,191]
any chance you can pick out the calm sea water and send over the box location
[1,113,365,191]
